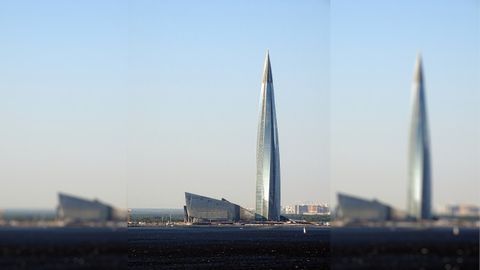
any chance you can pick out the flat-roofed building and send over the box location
[283,205,295,214]
[294,204,330,215]
[446,204,480,217]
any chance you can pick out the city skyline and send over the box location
[329,0,478,211]
[0,1,477,210]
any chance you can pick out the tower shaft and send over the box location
[407,54,432,220]
[256,51,281,221]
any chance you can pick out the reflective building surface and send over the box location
[407,54,432,220]
[256,51,281,221]
[184,192,255,223]
[336,193,392,222]
[57,193,115,223]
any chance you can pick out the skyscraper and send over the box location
[256,51,281,221]
[407,54,432,220]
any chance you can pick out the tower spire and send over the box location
[256,50,281,221]
[414,53,423,84]
[407,53,432,220]
[262,50,273,83]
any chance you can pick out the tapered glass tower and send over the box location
[256,51,281,221]
[407,54,432,220]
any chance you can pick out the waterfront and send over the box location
[0,227,126,269]
[331,227,479,269]
[129,226,330,269]
[1,226,477,269]
[128,226,478,270]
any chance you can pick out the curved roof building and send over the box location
[256,51,281,221]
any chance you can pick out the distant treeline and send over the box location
[129,208,185,223]
[284,214,331,223]
[1,209,56,221]
[128,209,332,223]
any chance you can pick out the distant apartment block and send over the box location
[282,204,330,215]
[444,204,480,217]
[283,205,295,214]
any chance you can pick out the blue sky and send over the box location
[0,0,477,210]
[0,1,129,208]
[330,0,479,209]
[127,0,330,209]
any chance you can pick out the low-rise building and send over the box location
[294,204,330,215]
[57,193,123,223]
[184,192,255,223]
[336,193,392,222]
[444,204,480,217]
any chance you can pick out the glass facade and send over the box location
[407,55,432,220]
[57,193,114,222]
[255,51,281,221]
[184,192,255,223]
[336,193,392,222]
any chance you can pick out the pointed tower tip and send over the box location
[262,50,273,83]
[416,51,423,64]
[414,52,423,83]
